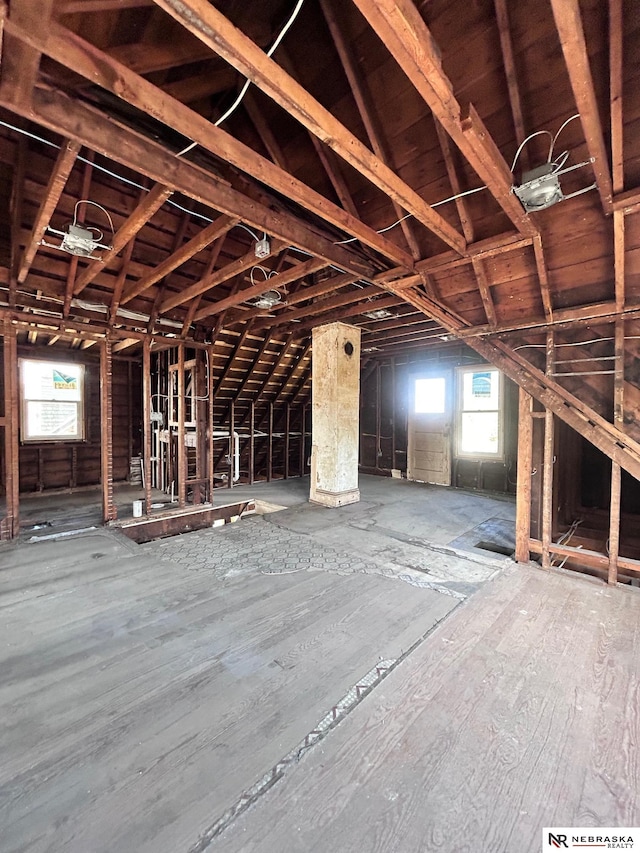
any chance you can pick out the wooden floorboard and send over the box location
[0,529,456,853]
[212,567,640,853]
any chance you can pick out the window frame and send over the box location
[455,365,504,461]
[19,357,86,443]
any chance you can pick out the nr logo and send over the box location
[548,834,569,849]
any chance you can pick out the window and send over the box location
[20,359,85,442]
[457,367,503,458]
[414,377,446,414]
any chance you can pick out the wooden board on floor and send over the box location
[213,565,640,853]
[0,529,456,853]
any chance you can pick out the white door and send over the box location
[407,373,452,485]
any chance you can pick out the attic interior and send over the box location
[1,0,640,850]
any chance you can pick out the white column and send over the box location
[309,321,361,508]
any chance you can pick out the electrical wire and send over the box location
[510,130,554,172]
[0,119,269,242]
[549,114,581,162]
[177,0,305,157]
[334,185,487,245]
[73,199,115,242]
[514,337,616,351]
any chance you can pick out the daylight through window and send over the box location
[20,359,85,442]
[457,367,503,458]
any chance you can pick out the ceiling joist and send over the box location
[150,0,466,255]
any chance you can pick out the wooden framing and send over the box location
[541,333,555,570]
[8,20,414,269]
[549,0,613,211]
[74,184,173,295]
[122,214,239,304]
[515,388,533,563]
[1,320,20,539]
[17,138,80,284]
[100,335,117,522]
[151,0,465,255]
[349,0,537,237]
[319,0,422,258]
[143,338,152,515]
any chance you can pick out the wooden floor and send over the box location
[0,527,456,853]
[213,565,640,853]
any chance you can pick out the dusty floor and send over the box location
[1,476,637,852]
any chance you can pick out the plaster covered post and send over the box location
[309,321,361,507]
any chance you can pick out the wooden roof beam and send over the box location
[532,235,553,320]
[350,0,537,237]
[614,209,625,311]
[307,133,359,219]
[242,91,288,170]
[194,257,328,322]
[286,294,403,337]
[12,21,413,270]
[161,67,238,104]
[150,0,465,255]
[609,0,623,194]
[213,324,254,396]
[74,183,173,296]
[17,138,81,285]
[109,240,136,326]
[166,239,285,315]
[63,152,94,318]
[9,135,27,307]
[180,235,228,336]
[494,0,529,172]
[319,0,422,259]
[226,270,363,326]
[8,87,373,279]
[549,0,613,212]
[122,214,239,304]
[60,0,153,13]
[471,258,497,327]
[253,284,383,329]
[434,123,474,244]
[0,0,55,107]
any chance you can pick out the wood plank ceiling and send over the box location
[0,0,640,473]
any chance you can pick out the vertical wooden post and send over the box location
[177,342,186,507]
[228,399,234,489]
[249,400,255,485]
[515,387,533,563]
[127,360,134,465]
[541,332,555,569]
[609,318,625,585]
[284,402,291,479]
[391,357,397,472]
[100,335,117,523]
[300,403,306,476]
[267,401,274,482]
[208,345,215,502]
[375,362,381,470]
[2,320,20,538]
[142,338,152,515]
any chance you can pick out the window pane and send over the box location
[460,411,499,454]
[26,401,80,439]
[415,377,445,414]
[21,360,83,402]
[462,369,499,411]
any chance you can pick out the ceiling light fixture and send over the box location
[363,308,395,320]
[42,200,114,259]
[249,289,283,310]
[510,115,597,213]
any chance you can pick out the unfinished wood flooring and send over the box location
[0,528,455,853]
[213,566,640,853]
